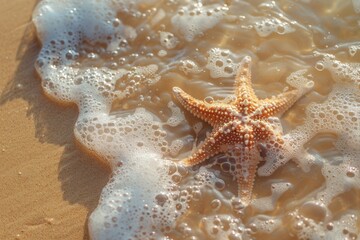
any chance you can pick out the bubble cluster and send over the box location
[166,101,186,127]
[202,215,251,240]
[290,213,358,240]
[159,31,179,49]
[171,3,228,42]
[306,84,360,158]
[193,166,222,188]
[254,17,295,37]
[179,60,203,75]
[75,106,188,239]
[348,45,360,56]
[317,162,360,206]
[115,65,161,100]
[249,215,281,234]
[352,0,360,13]
[206,48,239,78]
[256,70,315,176]
[33,0,139,69]
[315,52,360,86]
[286,69,314,95]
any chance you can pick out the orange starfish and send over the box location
[173,56,303,204]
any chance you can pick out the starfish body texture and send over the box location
[173,56,303,204]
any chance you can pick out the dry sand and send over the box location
[0,1,110,239]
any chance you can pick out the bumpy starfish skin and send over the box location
[173,56,303,204]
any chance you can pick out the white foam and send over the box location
[291,212,359,240]
[202,215,250,240]
[206,48,239,78]
[306,83,360,158]
[254,17,295,37]
[315,52,360,86]
[179,60,202,75]
[353,0,360,13]
[317,161,360,206]
[249,215,281,234]
[159,31,179,49]
[32,0,191,238]
[75,105,189,239]
[349,45,360,56]
[258,70,315,176]
[171,3,228,42]
[166,101,185,127]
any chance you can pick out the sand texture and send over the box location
[0,1,109,239]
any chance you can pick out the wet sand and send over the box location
[0,1,109,239]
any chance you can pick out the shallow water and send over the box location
[32,0,360,239]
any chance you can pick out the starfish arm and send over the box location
[252,120,283,142]
[234,56,259,113]
[253,89,299,119]
[235,148,262,204]
[173,87,237,127]
[181,129,223,166]
[182,121,249,166]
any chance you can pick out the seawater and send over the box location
[32,0,360,239]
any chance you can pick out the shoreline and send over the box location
[0,1,109,239]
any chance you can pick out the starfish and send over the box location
[173,56,304,204]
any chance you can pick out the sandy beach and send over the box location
[0,1,110,239]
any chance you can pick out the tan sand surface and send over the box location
[0,1,110,239]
